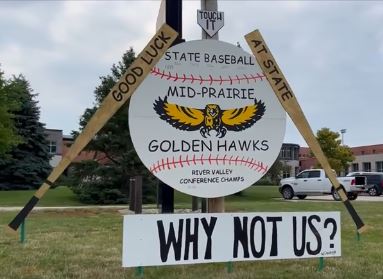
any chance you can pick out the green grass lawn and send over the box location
[0,186,83,207]
[1,186,383,278]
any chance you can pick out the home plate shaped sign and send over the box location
[129,40,286,198]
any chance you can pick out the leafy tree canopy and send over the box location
[0,68,21,155]
[312,127,354,173]
[0,74,52,190]
[68,48,158,204]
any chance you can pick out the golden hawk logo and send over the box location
[153,97,266,138]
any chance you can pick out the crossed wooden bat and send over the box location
[6,25,366,234]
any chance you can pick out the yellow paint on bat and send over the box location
[245,29,365,232]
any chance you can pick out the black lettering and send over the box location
[208,87,216,98]
[184,218,199,260]
[307,215,322,255]
[217,140,227,152]
[250,216,265,258]
[201,140,213,152]
[238,140,251,151]
[269,66,280,75]
[125,73,137,85]
[140,56,153,65]
[192,140,200,152]
[281,91,293,101]
[278,83,289,93]
[263,59,274,69]
[154,37,165,50]
[267,217,282,256]
[261,140,269,151]
[228,141,237,152]
[233,88,240,99]
[131,66,143,77]
[160,140,171,152]
[187,87,196,98]
[272,77,283,86]
[201,217,217,260]
[118,82,129,94]
[181,140,191,152]
[148,140,158,152]
[167,86,179,97]
[293,216,306,257]
[112,90,122,102]
[233,217,249,258]
[252,140,260,151]
[251,40,263,49]
[158,31,171,45]
[157,220,184,262]
[204,53,209,63]
[146,45,159,58]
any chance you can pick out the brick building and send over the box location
[298,144,383,175]
[45,129,108,168]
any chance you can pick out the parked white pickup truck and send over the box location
[279,169,366,201]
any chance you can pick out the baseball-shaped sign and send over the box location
[129,40,286,198]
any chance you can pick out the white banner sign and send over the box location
[129,40,286,198]
[122,212,341,267]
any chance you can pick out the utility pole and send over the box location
[201,0,224,213]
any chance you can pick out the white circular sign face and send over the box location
[129,40,286,198]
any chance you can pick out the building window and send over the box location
[281,147,291,160]
[352,163,359,172]
[376,161,383,172]
[363,162,371,172]
[282,166,291,178]
[48,141,57,154]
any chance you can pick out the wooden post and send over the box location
[201,0,224,213]
[19,220,26,244]
[192,196,199,211]
[129,177,135,211]
[134,176,142,214]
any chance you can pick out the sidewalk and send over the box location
[0,205,129,212]
[0,205,197,214]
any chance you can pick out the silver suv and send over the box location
[346,172,383,196]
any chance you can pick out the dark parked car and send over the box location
[346,172,383,196]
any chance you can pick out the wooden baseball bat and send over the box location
[245,30,366,233]
[7,24,178,233]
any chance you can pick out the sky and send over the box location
[1,1,382,148]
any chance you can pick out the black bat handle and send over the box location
[8,196,39,231]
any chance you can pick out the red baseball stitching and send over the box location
[149,154,268,175]
[151,67,266,85]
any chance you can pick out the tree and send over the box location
[67,48,158,204]
[0,68,21,154]
[312,128,354,173]
[0,75,52,190]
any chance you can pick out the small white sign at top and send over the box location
[197,9,224,37]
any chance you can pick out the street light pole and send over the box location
[340,129,346,145]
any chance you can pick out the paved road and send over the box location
[281,195,383,202]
